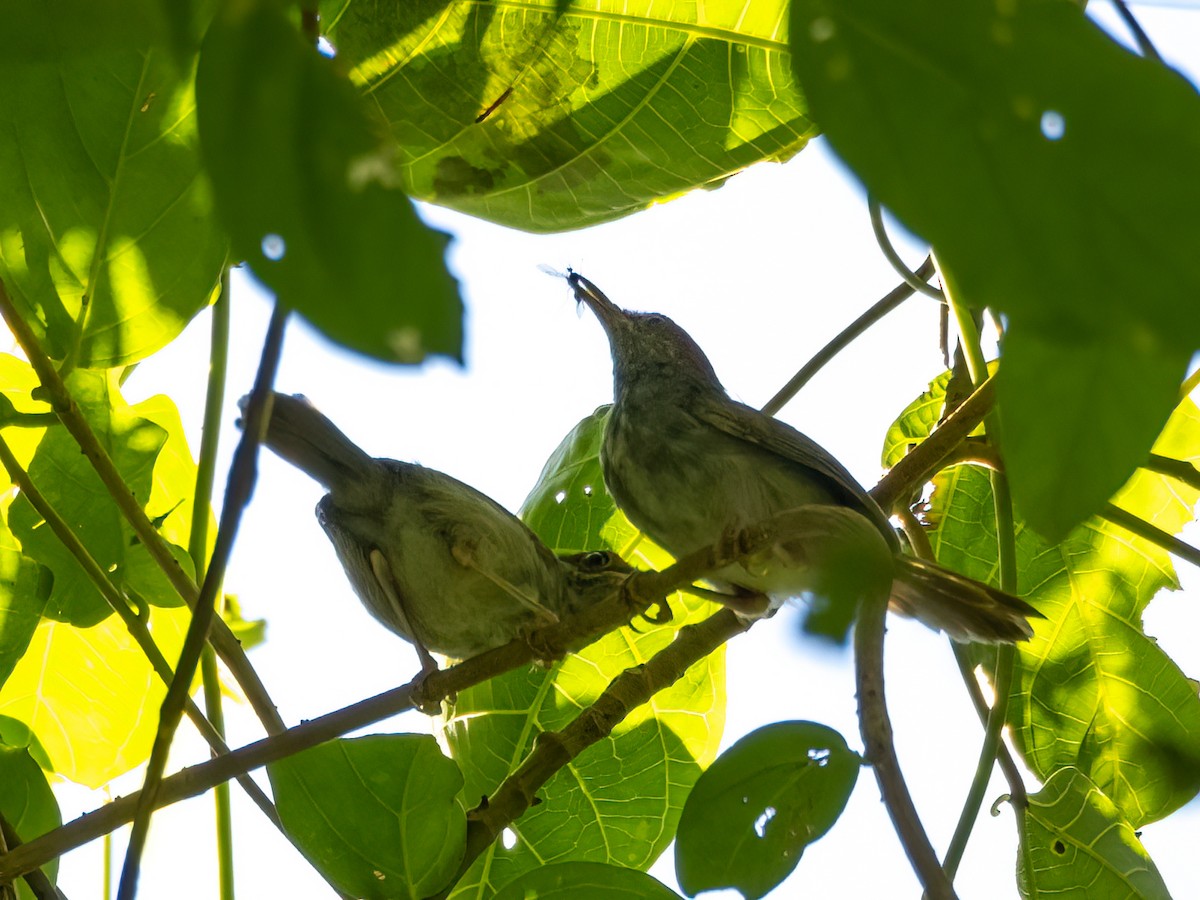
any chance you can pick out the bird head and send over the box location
[568,271,722,398]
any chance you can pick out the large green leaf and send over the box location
[8,371,194,626]
[0,1,225,368]
[319,0,816,232]
[674,721,859,899]
[0,603,191,788]
[196,1,462,364]
[1019,768,1169,899]
[0,513,51,691]
[0,742,62,900]
[789,0,1200,538]
[921,398,1200,827]
[268,734,466,900]
[442,408,725,897]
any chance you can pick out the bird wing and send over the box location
[693,395,898,545]
[405,465,566,618]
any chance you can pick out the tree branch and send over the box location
[867,201,944,301]
[0,814,63,900]
[433,608,752,899]
[0,280,285,737]
[0,433,281,832]
[762,257,938,417]
[1101,502,1200,569]
[855,577,957,900]
[119,306,289,899]
[0,519,767,883]
[870,375,996,513]
[1144,453,1200,492]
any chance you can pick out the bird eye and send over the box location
[580,551,611,569]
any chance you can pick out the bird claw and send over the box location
[714,522,769,569]
[521,622,565,665]
[639,599,673,625]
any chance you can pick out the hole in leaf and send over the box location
[582,484,593,497]
[502,828,518,850]
[554,490,567,504]
[1040,110,1065,140]
[807,747,831,767]
[1052,840,1066,855]
[261,234,286,261]
[317,36,336,58]
[754,806,777,838]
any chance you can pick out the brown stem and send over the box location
[0,534,741,883]
[0,434,280,831]
[432,609,751,899]
[762,257,938,417]
[0,282,285,736]
[871,375,996,513]
[119,306,289,899]
[855,575,957,900]
[0,815,62,900]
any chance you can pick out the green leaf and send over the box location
[443,408,725,896]
[928,399,1200,826]
[268,734,466,900]
[220,593,266,652]
[0,716,53,772]
[0,512,52,690]
[320,0,817,232]
[0,603,191,788]
[196,1,462,364]
[788,0,1200,538]
[1020,768,1170,900]
[0,354,54,480]
[998,323,1188,539]
[494,862,683,900]
[674,721,859,899]
[0,1,226,367]
[881,366,989,470]
[0,742,62,900]
[8,371,194,625]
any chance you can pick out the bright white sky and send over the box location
[42,4,1200,898]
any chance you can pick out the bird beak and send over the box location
[568,271,625,338]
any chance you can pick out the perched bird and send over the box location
[255,392,629,669]
[568,272,1041,643]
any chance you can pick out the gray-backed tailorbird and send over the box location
[568,272,1040,643]
[256,392,629,668]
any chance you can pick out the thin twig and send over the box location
[0,281,285,736]
[1109,0,1163,62]
[950,647,1027,807]
[1144,453,1200,492]
[762,257,939,416]
[1,813,65,900]
[190,272,235,900]
[118,305,289,900]
[870,375,996,513]
[432,609,752,899]
[855,570,957,900]
[933,283,1019,883]
[0,518,793,883]
[0,433,281,831]
[867,199,945,301]
[1101,502,1200,569]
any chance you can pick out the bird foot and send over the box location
[714,522,770,569]
[408,646,446,715]
[521,622,566,665]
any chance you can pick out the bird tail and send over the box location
[252,392,375,489]
[890,556,1043,644]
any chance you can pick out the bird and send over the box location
[567,271,1041,643]
[254,392,632,670]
